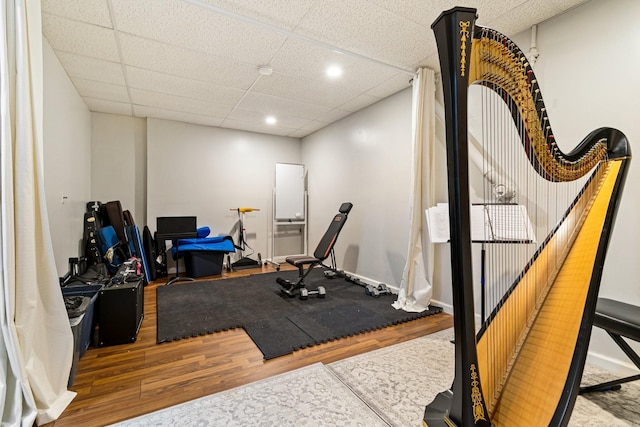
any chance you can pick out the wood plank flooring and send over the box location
[47,265,452,427]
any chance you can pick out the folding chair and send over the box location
[277,202,353,299]
[580,298,640,394]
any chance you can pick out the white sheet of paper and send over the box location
[426,203,536,243]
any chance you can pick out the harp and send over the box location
[424,7,631,427]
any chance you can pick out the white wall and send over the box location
[506,0,640,375]
[43,39,92,276]
[146,118,301,264]
[91,113,147,224]
[301,88,413,286]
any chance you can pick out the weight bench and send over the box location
[277,202,353,299]
[580,297,640,394]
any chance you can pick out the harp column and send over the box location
[424,7,492,427]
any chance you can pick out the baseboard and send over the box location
[337,270,384,288]
[586,351,640,376]
[430,299,453,314]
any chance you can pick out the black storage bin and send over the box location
[62,284,102,357]
[67,314,83,387]
[184,251,224,277]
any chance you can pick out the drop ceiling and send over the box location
[42,0,589,138]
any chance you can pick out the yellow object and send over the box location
[230,208,260,213]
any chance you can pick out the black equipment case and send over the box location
[98,279,144,347]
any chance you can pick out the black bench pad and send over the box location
[593,298,640,342]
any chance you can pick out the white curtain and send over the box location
[393,68,436,313]
[1,1,76,425]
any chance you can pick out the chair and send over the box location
[277,202,353,299]
[579,298,640,394]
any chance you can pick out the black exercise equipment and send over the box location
[579,298,640,394]
[277,202,353,299]
[344,272,392,297]
[365,283,392,297]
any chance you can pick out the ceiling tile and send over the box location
[198,0,315,32]
[42,13,120,61]
[295,0,429,69]
[363,0,448,27]
[237,92,331,121]
[55,51,125,85]
[221,118,297,137]
[226,107,310,129]
[111,0,286,65]
[83,97,133,116]
[125,66,245,106]
[484,0,581,36]
[42,0,113,27]
[72,77,129,102]
[118,33,258,89]
[269,38,401,94]
[366,0,526,28]
[133,105,224,127]
[252,73,356,108]
[130,88,233,117]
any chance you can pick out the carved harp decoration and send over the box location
[424,7,630,427]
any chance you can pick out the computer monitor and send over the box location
[156,216,198,240]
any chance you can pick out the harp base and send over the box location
[424,389,495,427]
[423,390,457,427]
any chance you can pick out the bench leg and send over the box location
[579,331,640,395]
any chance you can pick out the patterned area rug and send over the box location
[110,363,387,427]
[329,329,454,426]
[330,329,640,427]
[113,329,640,426]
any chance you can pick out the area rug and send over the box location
[156,269,442,359]
[329,328,640,427]
[112,329,639,426]
[110,363,388,427]
[328,329,455,426]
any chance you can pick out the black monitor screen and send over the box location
[156,216,197,240]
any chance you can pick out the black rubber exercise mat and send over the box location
[156,269,442,359]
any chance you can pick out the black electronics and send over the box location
[98,279,143,347]
[156,216,197,240]
[156,216,198,285]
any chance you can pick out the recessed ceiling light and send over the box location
[326,65,343,78]
[265,116,277,125]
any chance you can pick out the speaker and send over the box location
[98,279,144,347]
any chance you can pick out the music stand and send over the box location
[156,216,198,285]
[426,203,536,322]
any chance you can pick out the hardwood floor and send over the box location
[48,264,453,426]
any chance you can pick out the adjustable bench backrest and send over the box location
[313,202,353,261]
